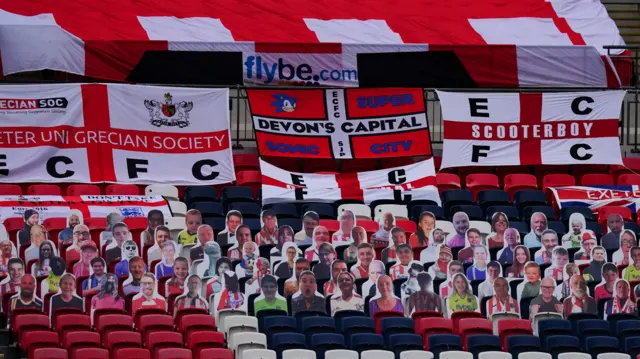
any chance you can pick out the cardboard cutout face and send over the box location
[332,210,356,244]
[10,274,42,316]
[284,258,311,298]
[370,212,396,247]
[562,213,586,249]
[606,278,636,318]
[478,261,502,299]
[256,210,278,246]
[419,228,446,263]
[345,226,367,263]
[555,262,580,299]
[369,274,403,316]
[204,257,231,301]
[535,229,559,265]
[166,256,189,297]
[219,210,243,246]
[447,273,477,315]
[305,225,331,262]
[253,274,287,314]
[213,270,245,314]
[131,272,166,316]
[400,261,425,300]
[291,270,326,315]
[415,211,436,247]
[350,243,376,280]
[361,259,385,298]
[458,228,484,264]
[594,262,619,303]
[545,246,570,281]
[381,227,408,264]
[296,211,319,246]
[275,225,294,253]
[244,257,270,295]
[101,211,124,247]
[105,223,131,250]
[490,212,509,237]
[466,244,489,281]
[447,212,469,248]
[197,241,222,278]
[123,257,146,296]
[173,274,207,315]
[50,273,84,316]
[330,271,364,316]
[405,272,442,316]
[613,230,636,266]
[575,231,597,264]
[607,213,624,234]
[90,273,123,320]
[517,261,541,301]
[227,224,252,261]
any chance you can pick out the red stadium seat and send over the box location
[51,308,83,331]
[139,314,175,345]
[22,330,59,355]
[450,311,483,334]
[33,348,68,359]
[319,219,340,232]
[411,310,443,323]
[123,217,148,246]
[458,318,493,350]
[179,314,217,339]
[0,184,22,195]
[42,217,67,245]
[113,348,151,359]
[14,313,49,341]
[106,184,140,195]
[105,331,142,353]
[174,308,209,331]
[436,173,461,192]
[75,348,109,359]
[497,319,533,350]
[504,174,538,200]
[4,217,24,245]
[466,173,500,200]
[28,184,62,195]
[358,219,379,236]
[233,154,260,172]
[236,170,261,198]
[542,174,576,192]
[66,184,101,196]
[496,166,532,186]
[534,165,570,180]
[417,317,453,350]
[580,173,615,186]
[158,348,193,359]
[618,174,640,186]
[134,308,168,330]
[373,311,404,334]
[457,167,493,185]
[572,165,609,182]
[55,313,91,338]
[11,308,43,333]
[598,206,633,228]
[396,219,417,234]
[197,348,234,359]
[186,331,225,358]
[146,331,183,358]
[62,331,101,357]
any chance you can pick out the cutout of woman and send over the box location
[505,245,530,279]
[41,257,65,295]
[604,278,637,319]
[613,230,636,266]
[439,261,465,298]
[31,240,57,277]
[544,247,570,282]
[332,210,356,245]
[562,274,597,317]
[90,273,124,321]
[50,273,84,316]
[330,272,364,316]
[166,257,189,296]
[114,240,140,279]
[59,210,83,245]
[420,228,446,263]
[344,226,367,263]
[497,228,521,265]
[255,210,278,246]
[305,225,331,262]
[271,225,294,257]
[155,240,177,279]
[478,261,502,300]
[555,262,580,300]
[245,257,270,295]
[447,273,479,316]
[516,261,541,301]
[100,211,124,248]
[561,213,586,249]
[173,274,208,315]
[291,270,325,315]
[487,212,509,249]
[205,257,232,301]
[466,244,489,281]
[370,212,396,247]
[594,262,619,303]
[404,272,442,316]
[24,224,48,264]
[253,274,287,314]
[131,272,166,316]
[369,274,403,316]
[236,241,258,278]
[409,212,435,248]
[214,270,245,313]
[274,242,301,278]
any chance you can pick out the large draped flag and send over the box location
[550,185,640,214]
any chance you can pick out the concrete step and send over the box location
[621,27,640,35]
[609,11,640,20]
[615,19,640,27]
[605,4,640,11]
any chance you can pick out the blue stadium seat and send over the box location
[272,333,306,356]
[625,337,640,359]
[341,317,375,345]
[507,335,541,358]
[264,316,297,346]
[623,222,640,235]
[508,221,529,236]
[184,186,217,205]
[244,218,262,232]
[522,205,556,222]
[486,206,519,222]
[477,190,511,211]
[350,333,385,353]
[228,202,262,218]
[538,319,573,347]
[514,190,547,212]
[449,204,483,221]
[191,201,224,217]
[310,333,346,359]
[567,313,598,333]
[388,334,423,357]
[301,203,335,219]
[334,311,366,333]
[203,217,225,232]
[616,320,640,346]
[545,335,581,359]
[222,186,255,202]
[466,335,501,359]
[301,317,336,346]
[428,334,463,359]
[585,222,603,237]
[264,203,300,219]
[411,205,445,221]
[559,207,594,223]
[607,313,639,335]
[380,318,414,344]
[585,336,619,359]
[257,309,288,332]
[441,190,474,215]
[277,218,302,232]
[547,221,567,236]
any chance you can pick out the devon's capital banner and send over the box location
[0,84,235,185]
[247,88,432,159]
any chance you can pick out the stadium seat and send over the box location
[233,154,260,172]
[221,186,256,208]
[559,207,594,223]
[264,316,297,342]
[75,348,109,359]
[338,203,372,220]
[576,320,610,349]
[417,317,454,349]
[451,311,484,334]
[538,320,573,348]
[373,310,404,334]
[519,353,550,359]
[55,314,91,338]
[542,174,576,192]
[310,333,346,359]
[184,185,218,204]
[157,348,193,359]
[242,349,277,359]
[599,207,633,225]
[186,331,225,357]
[615,320,640,346]
[449,204,483,221]
[265,203,299,219]
[458,318,493,350]
[605,313,638,335]
[437,173,462,192]
[477,190,511,211]
[256,309,288,332]
[585,337,620,359]
[113,348,151,359]
[374,204,409,221]
[225,316,258,340]
[504,174,539,200]
[62,331,101,357]
[441,190,474,215]
[350,333,385,352]
[546,335,581,359]
[180,314,217,339]
[522,205,556,222]
[580,174,614,186]
[105,184,140,195]
[139,315,175,346]
[14,313,49,342]
[272,333,307,355]
[514,190,547,212]
[497,319,533,350]
[380,317,415,344]
[28,184,62,195]
[617,174,640,186]
[302,317,337,346]
[361,349,395,359]
[411,205,445,221]
[228,201,262,218]
[22,330,59,355]
[281,349,316,359]
[507,335,541,358]
[428,334,463,358]
[342,317,376,343]
[388,334,424,357]
[466,173,500,201]
[0,184,22,195]
[104,331,142,354]
[32,348,68,359]
[231,332,268,359]
[624,337,640,358]
[440,351,473,359]
[146,331,183,358]
[467,335,502,357]
[237,171,262,197]
[301,203,335,219]
[96,313,133,336]
[66,184,101,195]
[400,351,435,359]
[486,206,519,221]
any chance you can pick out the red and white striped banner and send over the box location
[261,158,441,205]
[0,84,234,185]
[437,90,625,168]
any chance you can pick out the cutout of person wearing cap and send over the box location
[487,212,509,249]
[50,273,84,314]
[32,240,56,277]
[9,274,42,318]
[0,238,16,276]
[313,243,336,280]
[497,228,521,265]
[389,244,413,281]
[115,240,140,279]
[401,262,425,300]
[166,257,189,296]
[123,257,146,296]
[42,257,65,295]
[594,262,619,303]
[410,212,435,248]
[447,273,478,316]
[245,257,270,294]
[177,209,202,246]
[105,223,131,264]
[544,247,570,282]
[295,211,319,246]
[82,257,106,296]
[67,224,91,264]
[18,209,39,248]
[486,277,519,317]
[505,245,530,279]
[205,257,231,300]
[517,262,541,301]
[613,230,636,266]
[420,228,446,263]
[623,246,640,281]
[447,212,469,248]
[305,226,330,262]
[190,224,214,264]
[74,240,98,277]
[228,225,252,261]
[256,210,278,246]
[534,229,559,265]
[254,274,287,314]
[344,226,367,263]
[439,260,464,298]
[574,231,597,263]
[59,210,83,245]
[332,210,355,245]
[174,274,207,314]
[215,270,245,311]
[217,210,243,247]
[142,210,164,247]
[291,270,325,315]
[371,212,396,247]
[324,259,348,297]
[284,258,310,298]
[1,258,24,297]
[274,242,301,278]
[25,224,48,264]
[382,227,407,264]
[602,213,624,250]
[524,212,547,248]
[132,273,166,315]
[271,225,294,257]
[155,240,177,278]
[530,277,563,319]
[478,261,501,300]
[405,272,442,316]
[198,241,222,278]
[91,273,124,317]
[562,274,597,317]
[370,274,403,315]
[100,212,124,248]
[582,246,606,283]
[351,243,375,279]
[555,263,580,299]
[458,228,484,264]
[562,213,586,249]
[604,279,637,318]
[147,225,173,265]
[330,272,363,315]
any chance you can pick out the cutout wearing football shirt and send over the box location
[350,243,376,281]
[235,241,259,279]
[544,246,570,282]
[574,231,597,264]
[227,224,252,261]
[305,225,331,262]
[388,244,413,281]
[253,274,287,314]
[447,273,479,316]
[604,278,637,319]
[245,257,270,295]
[204,256,231,301]
[478,261,501,300]
[9,274,42,320]
[457,228,485,264]
[594,262,619,304]
[173,274,207,315]
[381,227,408,264]
[562,274,597,317]
[41,256,65,295]
[486,276,519,317]
[212,270,246,316]
[131,272,166,316]
[330,271,363,316]
[147,225,177,266]
[166,256,189,297]
[370,212,395,247]
[623,246,640,282]
[0,258,24,298]
[122,256,146,296]
[255,210,278,246]
[466,244,489,281]
[332,210,356,245]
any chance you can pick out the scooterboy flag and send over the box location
[261,158,441,205]
[437,90,625,168]
[248,88,432,159]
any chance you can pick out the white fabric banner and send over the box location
[437,90,625,168]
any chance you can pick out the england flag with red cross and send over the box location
[437,90,625,168]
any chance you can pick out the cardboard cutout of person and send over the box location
[604,278,637,319]
[305,225,331,262]
[245,257,270,295]
[66,224,91,264]
[478,261,501,300]
[623,246,640,282]
[344,226,367,263]
[173,274,207,314]
[562,274,597,317]
[294,211,319,246]
[486,277,519,317]
[330,272,363,316]
[505,245,530,279]
[381,227,408,264]
[122,256,146,296]
[24,224,48,264]
[487,212,509,249]
[131,272,166,316]
[217,210,243,247]
[114,240,140,279]
[31,240,57,277]
[389,244,414,280]
[274,242,301,278]
[271,225,294,257]
[213,270,245,313]
[447,273,479,316]
[350,243,375,279]
[602,213,625,250]
[18,209,39,249]
[613,230,636,266]
[594,262,619,303]
[177,209,202,246]
[313,243,336,280]
[555,262,580,299]
[458,228,485,264]
[400,262,425,302]
[155,240,178,278]
[0,238,16,276]
[235,241,258,278]
[420,228,446,263]
[0,258,24,297]
[73,240,99,277]
[147,225,175,266]
[196,241,222,278]
[370,212,396,247]
[59,210,83,245]
[255,210,278,246]
[90,273,124,321]
[361,260,385,298]
[534,229,559,265]
[166,257,189,296]
[405,272,442,316]
[465,244,489,281]
[50,273,84,316]
[291,270,326,315]
[516,261,541,301]
[583,246,607,283]
[100,211,124,248]
[227,224,252,261]
[82,257,107,296]
[409,212,435,248]
[530,277,563,319]
[204,257,231,301]
[284,258,310,298]
[369,274,403,315]
[497,228,521,265]
[41,257,65,295]
[439,260,465,298]
[544,247,570,281]
[447,212,469,248]
[561,213,586,249]
[253,274,287,314]
[574,231,597,263]
[324,259,348,297]
[9,274,42,319]
[332,210,356,245]
[142,210,164,247]
[189,224,214,264]
[524,212,548,248]
[105,223,131,264]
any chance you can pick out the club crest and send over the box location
[144,93,193,128]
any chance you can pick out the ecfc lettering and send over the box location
[371,141,412,154]
[267,142,320,155]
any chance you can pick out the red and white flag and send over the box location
[261,158,441,205]
[437,90,625,168]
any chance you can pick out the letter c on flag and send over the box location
[570,143,593,161]
[388,169,406,185]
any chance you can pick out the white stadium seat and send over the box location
[146,184,179,200]
[169,200,187,217]
[490,312,521,335]
[597,354,631,359]
[361,350,395,359]
[374,204,409,221]
[400,351,435,359]
[440,351,473,359]
[225,316,258,339]
[519,354,552,359]
[283,349,316,359]
[436,220,454,236]
[338,203,372,220]
[325,350,358,359]
[217,308,248,335]
[240,349,276,359]
[470,220,491,236]
[480,352,512,359]
[231,332,267,359]
[558,354,591,359]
